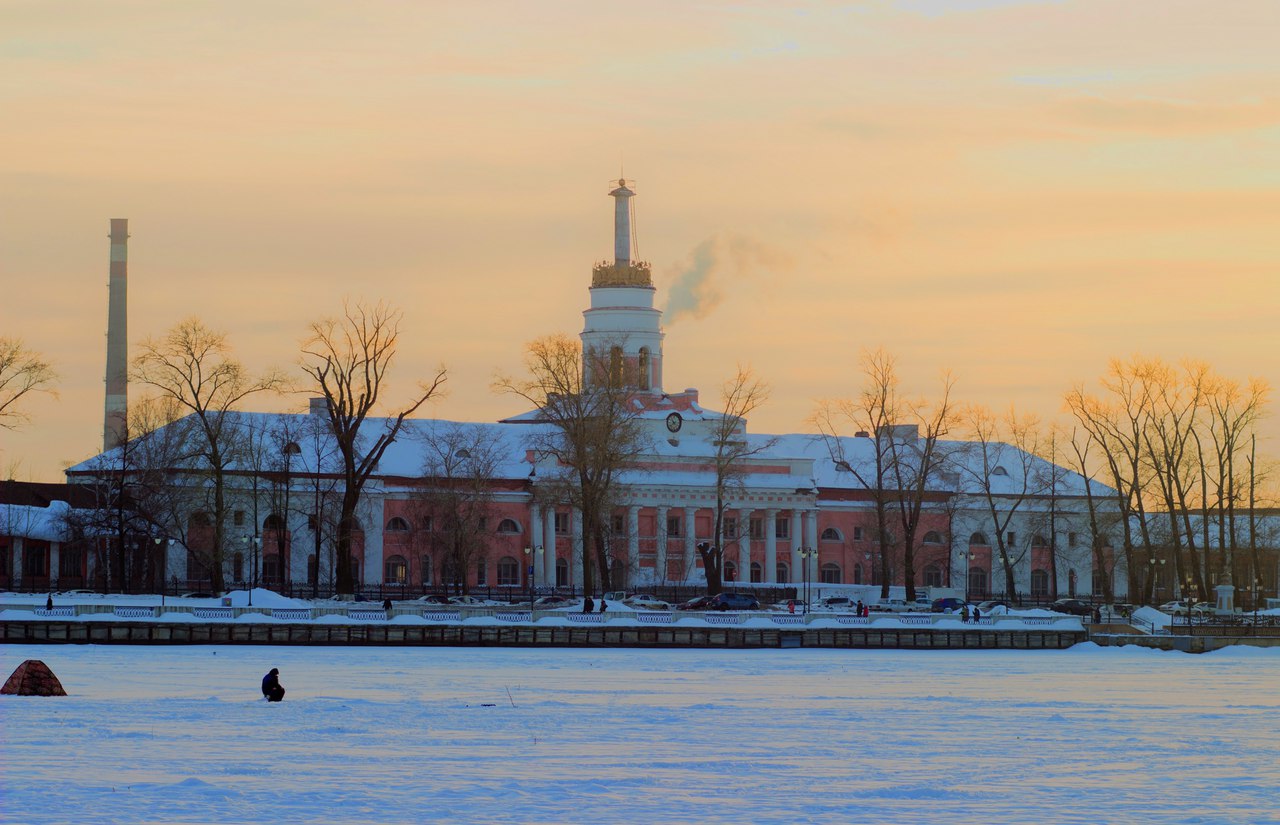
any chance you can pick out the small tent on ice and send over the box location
[1,659,67,696]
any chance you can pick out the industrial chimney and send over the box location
[104,218,129,451]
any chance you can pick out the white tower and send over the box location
[581,179,664,392]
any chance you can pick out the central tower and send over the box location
[581,179,664,392]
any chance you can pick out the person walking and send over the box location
[582,596,594,613]
[599,598,608,613]
[972,605,981,623]
[960,603,970,623]
[45,594,53,611]
[382,598,393,612]
[261,668,286,702]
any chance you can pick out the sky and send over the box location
[2,0,1278,482]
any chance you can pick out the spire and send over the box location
[609,178,634,265]
[104,218,129,451]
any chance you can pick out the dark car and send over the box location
[1049,598,1092,617]
[931,597,967,614]
[709,593,761,611]
[675,595,718,611]
[416,594,454,606]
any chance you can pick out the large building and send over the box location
[41,179,1138,603]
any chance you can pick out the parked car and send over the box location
[675,595,718,611]
[1049,598,1093,617]
[931,597,967,614]
[533,595,573,608]
[416,594,454,606]
[178,591,216,599]
[708,593,761,611]
[622,594,670,610]
[451,595,495,606]
[876,598,913,613]
[814,596,854,611]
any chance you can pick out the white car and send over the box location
[622,595,670,610]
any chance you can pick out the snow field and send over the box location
[2,643,1278,825]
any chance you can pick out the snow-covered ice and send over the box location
[2,643,1278,825]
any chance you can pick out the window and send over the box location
[969,532,987,546]
[385,555,408,585]
[775,562,789,584]
[775,519,790,540]
[723,518,737,540]
[386,517,410,532]
[821,527,842,542]
[1006,532,1017,548]
[420,555,432,585]
[307,555,318,585]
[264,513,286,531]
[1068,532,1078,548]
[923,531,943,545]
[1032,534,1048,549]
[923,563,944,588]
[234,510,245,526]
[750,561,762,583]
[478,517,488,532]
[853,563,863,585]
[1031,568,1049,597]
[497,557,519,586]
[497,518,521,534]
[475,559,487,586]
[59,547,83,578]
[968,566,989,596]
[853,526,864,541]
[609,346,624,387]
[991,466,1008,477]
[820,563,842,584]
[638,347,651,390]
[612,514,625,534]
[724,561,737,582]
[1091,568,1108,597]
[262,554,282,584]
[749,518,763,540]
[422,515,434,532]
[555,558,569,587]
[667,516,681,537]
[555,513,570,535]
[233,552,244,582]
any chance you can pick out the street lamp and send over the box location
[524,545,543,604]
[244,535,261,607]
[798,547,817,614]
[1183,576,1197,635]
[1148,557,1166,605]
[956,550,973,601]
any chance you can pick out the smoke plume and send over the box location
[664,235,790,324]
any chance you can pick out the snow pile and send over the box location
[221,589,310,609]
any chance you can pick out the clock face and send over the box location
[665,412,683,433]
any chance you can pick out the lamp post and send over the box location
[956,550,973,602]
[1148,557,1166,605]
[1183,576,1196,635]
[244,535,260,607]
[524,545,543,604]
[798,547,817,614]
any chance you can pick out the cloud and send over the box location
[663,235,792,325]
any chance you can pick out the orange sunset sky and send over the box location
[2,0,1277,482]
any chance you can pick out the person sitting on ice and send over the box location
[262,667,286,702]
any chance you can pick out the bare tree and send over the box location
[697,366,775,596]
[411,423,504,595]
[0,337,57,430]
[495,333,647,597]
[301,301,446,596]
[815,349,955,602]
[133,318,285,592]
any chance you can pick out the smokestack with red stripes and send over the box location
[104,218,128,451]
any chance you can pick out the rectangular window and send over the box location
[234,510,245,526]
[853,527,864,541]
[554,513,569,534]
[1006,531,1017,547]
[1068,532,1078,547]
[423,515,434,532]
[749,518,764,540]
[421,555,432,585]
[723,518,737,540]
[775,519,790,540]
[59,547,83,578]
[667,516,681,537]
[612,514,625,534]
[22,543,48,577]
[475,559,487,586]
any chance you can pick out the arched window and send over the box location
[820,527,843,542]
[263,513,286,531]
[923,531,943,545]
[638,347,651,390]
[969,532,988,546]
[1032,534,1049,548]
[750,561,762,583]
[775,562,789,584]
[968,566,989,596]
[923,562,944,588]
[610,346,624,387]
[1031,568,1050,597]
[262,554,281,585]
[1091,567,1109,597]
[497,518,521,534]
[386,517,410,532]
[724,560,737,582]
[991,466,1008,477]
[497,556,519,586]
[820,563,841,584]
[384,555,408,585]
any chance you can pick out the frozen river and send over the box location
[3,643,1278,825]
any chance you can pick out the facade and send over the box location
[36,180,1271,604]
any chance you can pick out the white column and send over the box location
[12,537,23,584]
[764,509,778,584]
[790,511,802,583]
[49,542,61,588]
[684,506,697,583]
[528,504,542,588]
[737,508,752,583]
[627,505,641,587]
[806,510,819,581]
[656,506,669,585]
[572,507,584,587]
[543,509,557,585]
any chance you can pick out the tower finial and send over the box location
[608,177,635,266]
